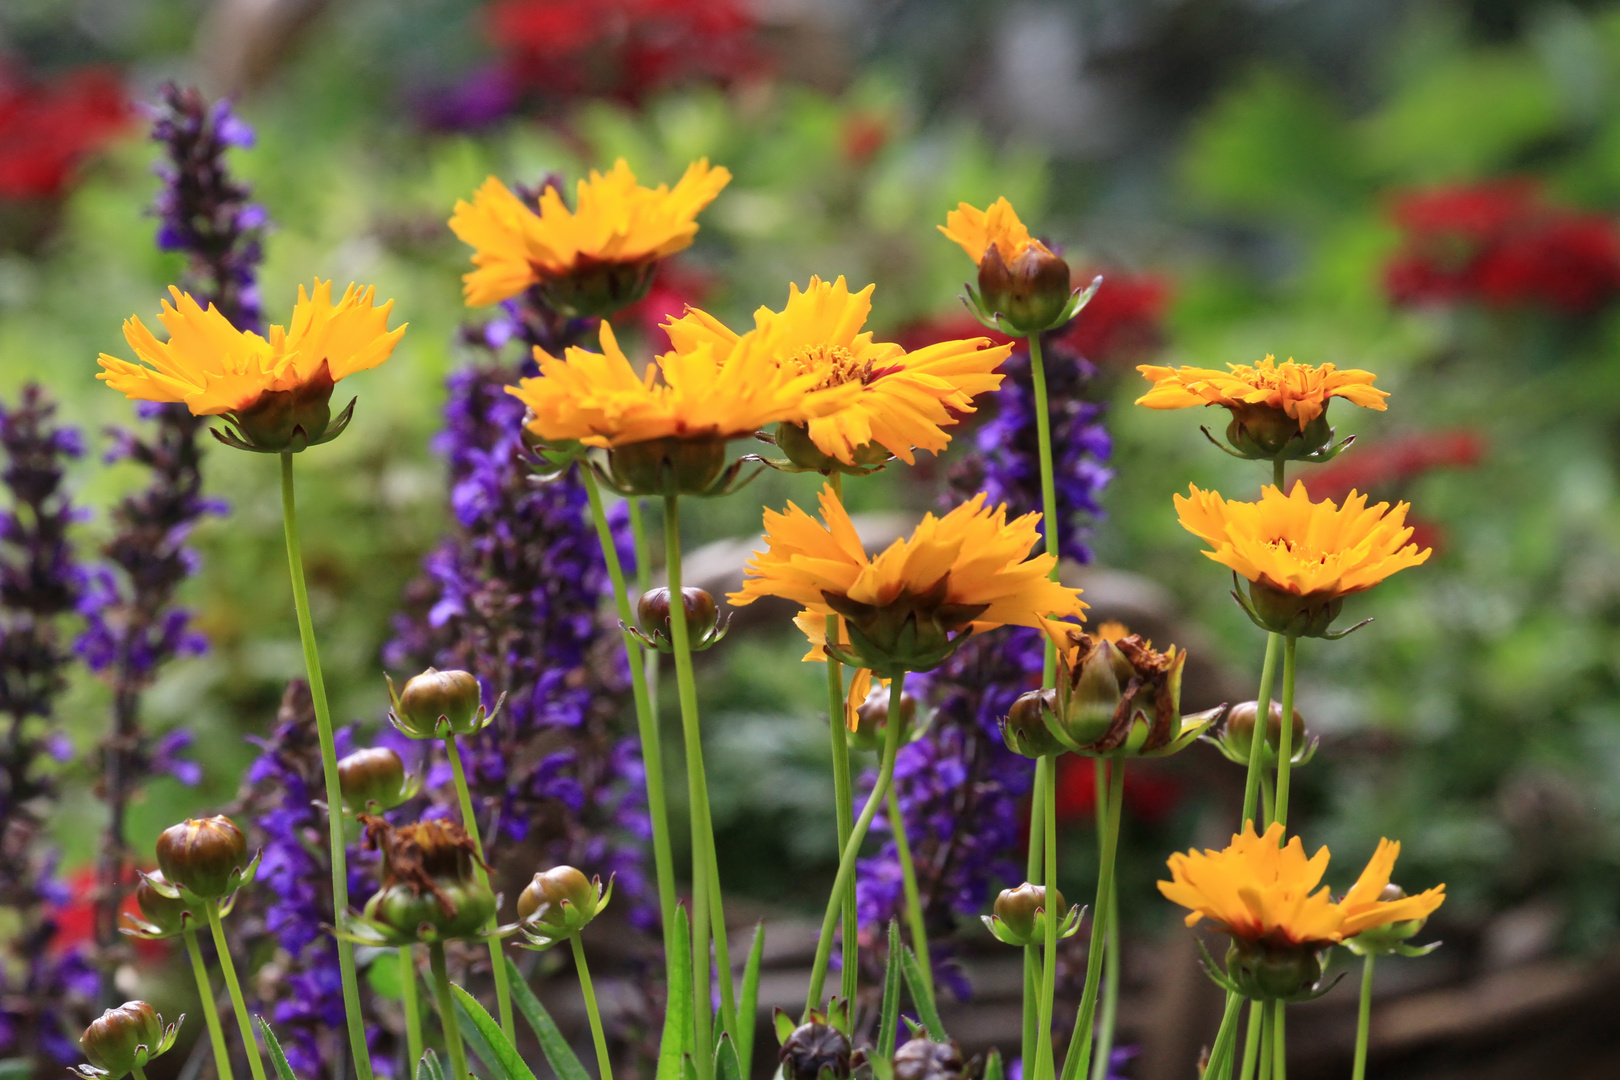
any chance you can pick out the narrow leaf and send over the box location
[255,1017,301,1080]
[877,920,902,1060]
[898,946,947,1041]
[715,1034,744,1080]
[658,906,696,1080]
[505,956,592,1080]
[736,922,765,1070]
[984,1048,1004,1080]
[452,984,538,1080]
[416,1050,447,1080]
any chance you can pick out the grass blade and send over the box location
[504,956,592,1080]
[658,905,695,1080]
[735,922,765,1070]
[452,983,539,1080]
[877,920,903,1059]
[715,1034,744,1080]
[415,1050,446,1080]
[255,1017,301,1080]
[899,946,947,1041]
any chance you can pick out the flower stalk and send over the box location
[1090,759,1121,1080]
[1351,954,1374,1080]
[1241,634,1281,829]
[182,928,234,1080]
[400,945,423,1070]
[443,727,515,1038]
[1036,755,1060,1080]
[1272,637,1299,828]
[427,942,471,1080]
[204,900,267,1080]
[571,936,614,1080]
[887,784,933,1005]
[1061,761,1124,1080]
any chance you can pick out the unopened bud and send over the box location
[893,1037,966,1080]
[849,683,920,752]
[338,747,412,813]
[636,587,723,651]
[80,1002,176,1078]
[127,871,192,938]
[1223,701,1305,760]
[976,242,1072,334]
[389,667,487,739]
[775,421,891,475]
[1001,689,1066,758]
[1061,640,1124,745]
[994,882,1065,941]
[516,865,611,949]
[779,1021,852,1080]
[156,815,248,899]
[1225,938,1325,1002]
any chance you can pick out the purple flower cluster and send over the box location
[0,384,99,1065]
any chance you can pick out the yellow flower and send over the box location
[938,197,1052,266]
[1159,821,1445,948]
[449,159,731,314]
[97,281,406,452]
[1137,356,1387,429]
[939,198,1085,335]
[730,485,1086,690]
[663,276,1011,468]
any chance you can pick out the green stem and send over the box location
[629,499,661,785]
[1036,756,1060,1080]
[1272,458,1285,491]
[1238,998,1263,1080]
[1203,992,1246,1080]
[205,900,267,1080]
[827,625,858,1012]
[888,783,933,1006]
[1272,1001,1286,1080]
[132,1065,148,1080]
[1255,1003,1272,1080]
[427,942,470,1080]
[1060,761,1124,1080]
[278,452,374,1080]
[1351,955,1374,1080]
[400,944,424,1071]
[444,733,515,1039]
[1272,637,1298,831]
[1022,944,1039,1076]
[1240,634,1282,831]
[1023,755,1045,1074]
[806,670,908,1015]
[1027,332,1061,683]
[1261,773,1275,833]
[183,928,234,1080]
[572,935,614,1080]
[664,495,735,1066]
[582,467,677,933]
[1089,875,1120,1080]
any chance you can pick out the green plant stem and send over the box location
[443,732,515,1039]
[132,1065,148,1080]
[582,467,677,933]
[278,452,374,1080]
[205,900,267,1080]
[826,618,859,1012]
[1023,754,1045,1074]
[1240,634,1282,830]
[1036,755,1060,1080]
[1022,944,1040,1074]
[571,936,614,1080]
[1255,1003,1272,1080]
[1060,761,1124,1080]
[1203,992,1246,1080]
[1272,637,1298,830]
[427,943,470,1080]
[1238,999,1263,1080]
[1089,870,1120,1080]
[888,783,934,1006]
[183,927,234,1080]
[1261,774,1275,833]
[663,494,735,1067]
[806,670,908,1015]
[1351,955,1374,1080]
[628,498,661,769]
[400,944,424,1070]
[1273,458,1285,491]
[1272,1001,1286,1080]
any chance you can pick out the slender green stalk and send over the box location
[1238,999,1264,1080]
[205,900,267,1080]
[826,619,859,1011]
[806,670,908,1014]
[1022,754,1046,1072]
[427,943,470,1080]
[278,453,374,1080]
[1240,634,1282,830]
[572,936,614,1080]
[1022,944,1040,1074]
[663,494,736,1064]
[1202,992,1246,1080]
[1272,637,1299,830]
[1272,1001,1286,1080]
[1060,762,1124,1080]
[1272,458,1285,491]
[444,733,515,1039]
[582,468,677,932]
[400,944,424,1071]
[183,928,234,1080]
[1351,955,1374,1080]
[1255,1004,1271,1080]
[1036,756,1060,1080]
[1089,876,1120,1080]
[132,1065,148,1080]
[1261,774,1275,830]
[888,784,934,1006]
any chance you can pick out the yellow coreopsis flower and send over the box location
[663,276,1011,470]
[939,197,1050,266]
[939,198,1089,335]
[505,322,856,496]
[730,485,1086,699]
[1137,356,1387,462]
[449,159,731,316]
[96,280,406,452]
[1175,481,1430,638]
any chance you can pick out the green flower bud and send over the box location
[1345,885,1437,957]
[607,435,730,497]
[122,871,193,939]
[515,865,612,949]
[635,587,726,652]
[1217,700,1307,766]
[1225,938,1326,1002]
[215,362,353,454]
[779,1021,852,1080]
[363,879,496,943]
[535,255,658,320]
[976,242,1072,334]
[387,667,490,739]
[774,421,891,475]
[156,815,248,900]
[78,1002,180,1079]
[1060,639,1124,746]
[1241,579,1346,639]
[338,747,414,813]
[1000,689,1066,758]
[1223,402,1334,463]
[995,882,1064,941]
[893,1037,966,1080]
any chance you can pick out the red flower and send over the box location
[1303,429,1484,556]
[841,112,888,166]
[1055,756,1184,827]
[619,259,714,343]
[1052,267,1170,365]
[49,867,162,958]
[0,66,128,200]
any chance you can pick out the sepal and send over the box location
[980,903,1082,947]
[958,274,1102,336]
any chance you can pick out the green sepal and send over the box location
[959,274,1103,336]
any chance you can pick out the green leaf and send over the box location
[658,906,695,1080]
[0,1061,32,1080]
[368,948,404,1000]
[255,1016,301,1080]
[899,944,947,1041]
[736,921,765,1070]
[877,920,902,1060]
[505,956,592,1080]
[416,1050,447,1080]
[715,1034,744,1080]
[984,1048,1004,1080]
[452,984,538,1080]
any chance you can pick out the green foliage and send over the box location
[256,1017,302,1080]
[452,984,538,1080]
[504,958,592,1080]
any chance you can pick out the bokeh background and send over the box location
[6,1,1620,1078]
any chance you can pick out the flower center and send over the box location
[787,344,903,390]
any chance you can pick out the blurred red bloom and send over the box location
[0,66,128,200]
[841,112,889,166]
[50,867,161,958]
[621,258,714,344]
[1385,181,1620,315]
[1055,756,1184,827]
[1052,267,1170,364]
[1303,429,1484,556]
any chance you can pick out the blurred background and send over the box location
[6,0,1620,1077]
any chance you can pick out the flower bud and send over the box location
[1225,938,1326,1002]
[1223,402,1334,463]
[80,1002,177,1078]
[1060,639,1124,746]
[976,242,1072,334]
[994,883,1065,941]
[636,587,725,652]
[779,1021,852,1080]
[1221,701,1305,764]
[123,871,193,939]
[156,815,248,899]
[388,667,488,739]
[848,683,919,753]
[1001,689,1066,758]
[608,435,730,497]
[1241,579,1346,639]
[338,747,413,813]
[365,879,496,943]
[774,422,891,475]
[893,1037,966,1080]
[536,256,658,320]
[1345,885,1436,957]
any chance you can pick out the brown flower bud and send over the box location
[156,815,247,899]
[81,1002,168,1077]
[636,587,721,650]
[849,682,921,752]
[976,241,1072,334]
[994,882,1066,942]
[779,1021,852,1080]
[129,871,192,937]
[1223,700,1305,761]
[338,747,411,813]
[1001,689,1066,758]
[390,667,485,738]
[518,865,598,928]
[607,435,730,496]
[893,1037,966,1080]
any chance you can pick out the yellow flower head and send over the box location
[663,276,1011,467]
[938,197,1052,266]
[97,281,406,452]
[1136,356,1387,431]
[730,485,1086,692]
[449,159,731,312]
[1159,821,1445,948]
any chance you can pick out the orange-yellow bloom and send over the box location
[1159,821,1445,947]
[97,280,405,416]
[662,276,1011,466]
[449,159,730,309]
[1175,482,1430,601]
[1136,356,1387,431]
[938,197,1052,266]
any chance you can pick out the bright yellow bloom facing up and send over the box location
[938,197,1053,266]
[1175,481,1430,601]
[97,280,406,416]
[449,159,731,307]
[1159,821,1445,948]
[663,276,1012,466]
[1136,355,1387,431]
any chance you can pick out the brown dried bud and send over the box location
[779,1021,852,1080]
[637,587,720,648]
[893,1038,966,1080]
[155,815,247,899]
